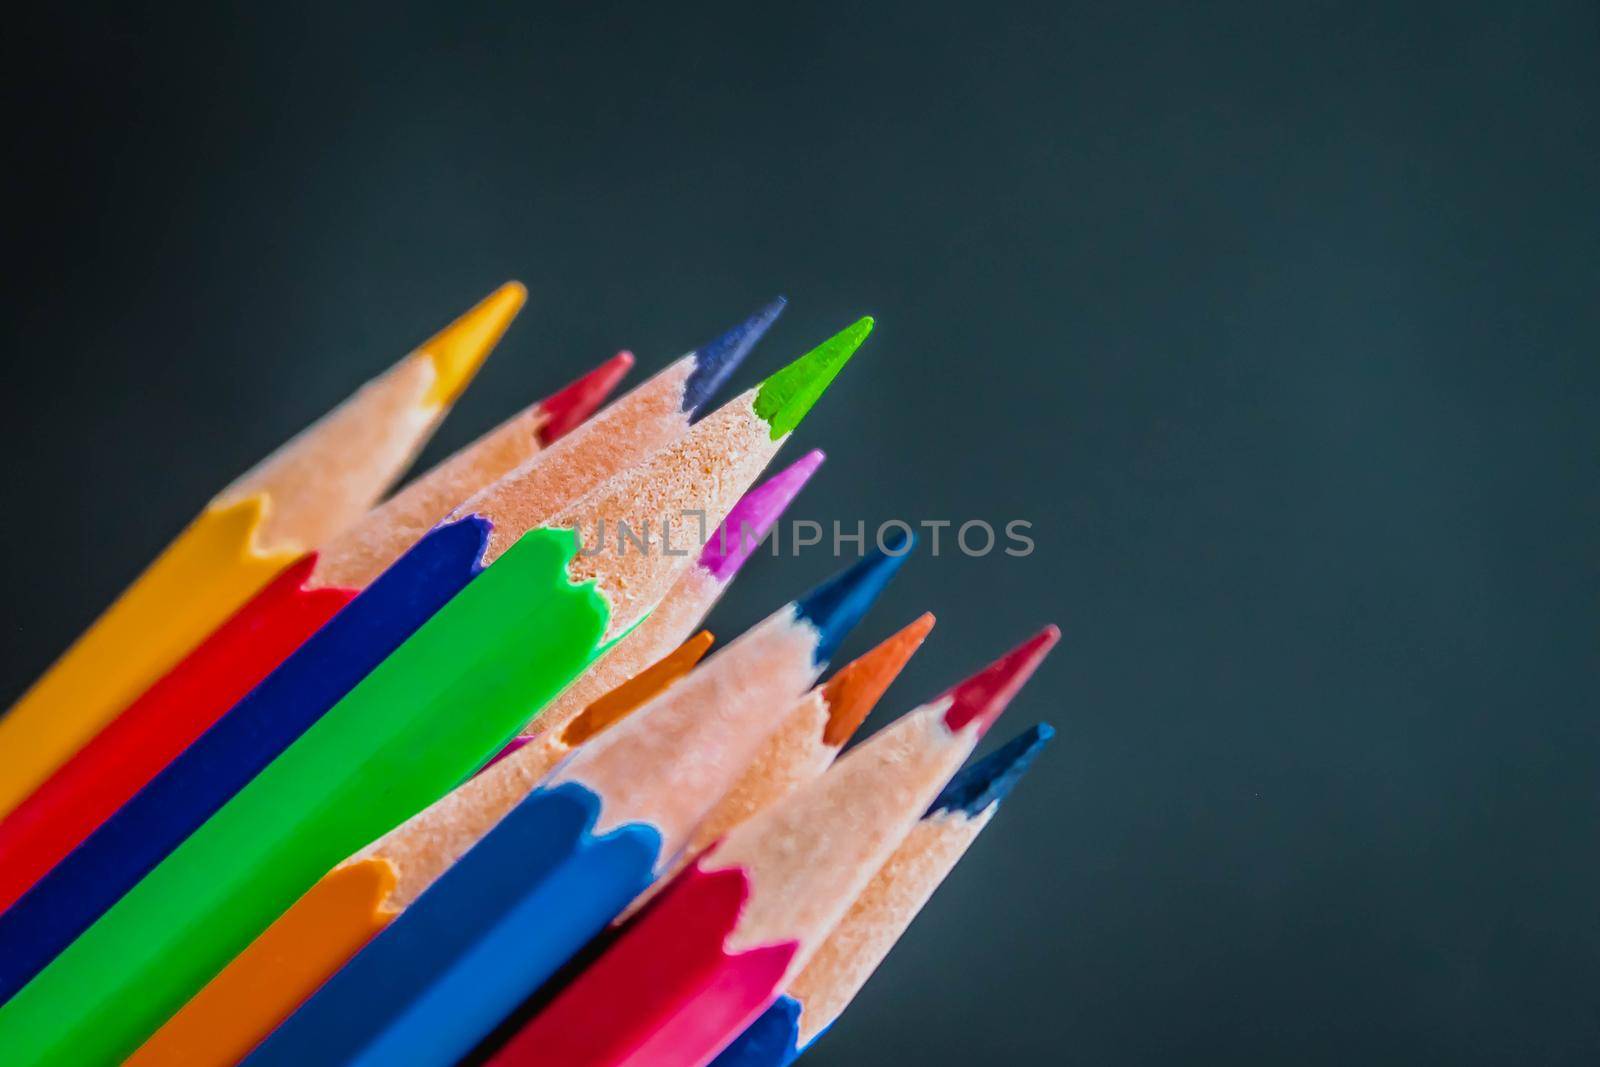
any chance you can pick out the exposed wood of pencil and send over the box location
[463,299,781,563]
[519,450,824,744]
[787,722,1053,1043]
[710,625,1060,966]
[310,351,633,589]
[681,614,935,862]
[549,392,794,640]
[553,608,827,850]
[712,704,979,965]
[348,633,713,910]
[0,282,522,818]
[119,639,712,1067]
[220,281,525,554]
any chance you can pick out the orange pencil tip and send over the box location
[819,612,936,747]
[560,631,714,747]
[940,624,1059,737]
[537,351,635,445]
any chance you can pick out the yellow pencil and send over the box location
[0,282,523,816]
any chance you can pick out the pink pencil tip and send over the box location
[697,449,825,582]
[940,625,1060,737]
[537,351,635,445]
[479,734,534,773]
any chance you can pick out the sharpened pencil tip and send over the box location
[928,723,1054,816]
[418,281,527,406]
[716,997,803,1067]
[561,631,715,747]
[698,449,825,582]
[940,625,1059,737]
[793,532,914,666]
[819,612,936,747]
[684,297,787,420]
[752,316,873,440]
[537,351,634,445]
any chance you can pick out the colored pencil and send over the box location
[0,352,631,915]
[0,282,522,818]
[246,542,909,1067]
[1,292,778,909]
[312,348,635,590]
[0,316,872,1067]
[488,625,1059,1067]
[123,635,712,1067]
[484,629,715,771]
[507,447,823,756]
[712,724,1056,1066]
[681,612,936,864]
[456,298,787,564]
[618,611,934,922]
[0,303,775,997]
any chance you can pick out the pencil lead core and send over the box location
[418,281,527,406]
[819,612,936,747]
[537,351,634,445]
[793,530,914,666]
[698,450,825,582]
[940,625,1059,737]
[684,297,787,420]
[928,723,1055,816]
[752,316,873,439]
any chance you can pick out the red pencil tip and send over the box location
[940,625,1059,737]
[537,351,635,445]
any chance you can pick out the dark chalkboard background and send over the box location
[6,4,1598,1063]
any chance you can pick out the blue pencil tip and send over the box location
[793,533,915,665]
[708,996,802,1066]
[684,296,788,420]
[928,723,1054,817]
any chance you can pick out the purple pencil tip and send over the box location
[698,450,825,582]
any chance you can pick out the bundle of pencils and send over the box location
[0,282,1061,1067]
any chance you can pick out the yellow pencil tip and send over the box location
[418,281,527,405]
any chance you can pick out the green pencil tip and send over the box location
[752,316,874,440]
